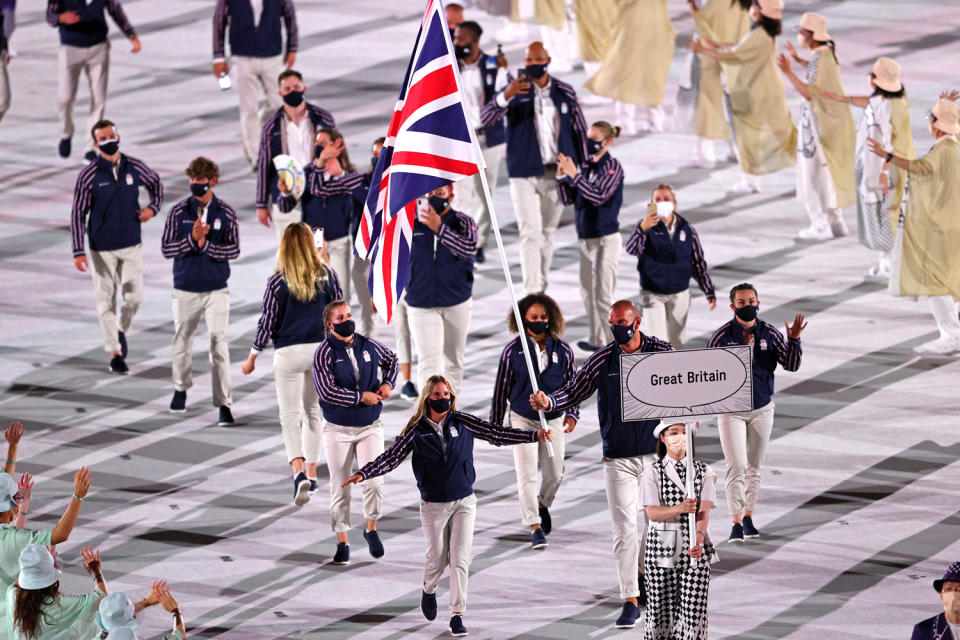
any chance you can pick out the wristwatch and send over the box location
[885,152,894,163]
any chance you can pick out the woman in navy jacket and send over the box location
[241,222,342,505]
[344,375,550,638]
[490,293,579,550]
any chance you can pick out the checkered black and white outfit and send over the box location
[640,457,718,640]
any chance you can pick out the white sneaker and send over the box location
[867,259,891,279]
[729,180,760,194]
[581,93,613,105]
[797,224,833,241]
[914,336,960,355]
[829,218,849,238]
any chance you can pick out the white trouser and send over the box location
[408,299,471,394]
[421,493,477,614]
[640,288,691,349]
[326,236,351,301]
[322,420,385,533]
[603,454,657,599]
[455,138,505,249]
[273,342,323,463]
[272,202,301,241]
[929,296,960,340]
[717,402,775,516]
[351,256,376,337]
[579,233,621,347]
[510,412,565,527]
[393,298,414,365]
[0,53,10,124]
[797,142,840,227]
[509,172,564,294]
[89,244,143,354]
[57,42,108,143]
[171,288,231,407]
[233,54,285,163]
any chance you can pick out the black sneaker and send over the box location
[118,331,128,359]
[293,472,311,506]
[420,590,437,622]
[638,574,647,607]
[729,522,745,544]
[742,515,760,538]
[531,528,548,550]
[614,601,640,629]
[449,615,468,637]
[400,380,418,401]
[307,477,319,494]
[84,150,97,163]
[363,529,385,558]
[169,390,187,413]
[109,354,129,375]
[332,542,350,565]
[576,340,601,352]
[217,406,235,426]
[474,247,486,263]
[538,504,552,535]
[58,138,72,158]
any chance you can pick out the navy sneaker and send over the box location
[420,591,437,622]
[638,575,647,607]
[576,340,601,352]
[58,138,71,158]
[538,504,552,535]
[531,527,548,550]
[308,477,319,494]
[742,515,760,538]
[217,406,235,426]
[118,331,128,359]
[109,354,129,375]
[332,542,350,565]
[449,615,468,637]
[474,247,486,263]
[729,522,745,544]
[363,529,385,558]
[614,601,640,629]
[400,380,418,401]
[169,390,187,413]
[293,472,311,506]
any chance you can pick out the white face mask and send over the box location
[656,201,674,218]
[664,432,686,456]
[943,590,960,613]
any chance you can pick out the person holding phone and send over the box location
[625,184,716,349]
[404,185,477,395]
[161,157,240,426]
[243,222,342,504]
[313,300,398,565]
[343,375,551,638]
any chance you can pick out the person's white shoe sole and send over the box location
[169,408,186,414]
[294,480,311,506]
[729,183,760,194]
[797,228,833,241]
[914,338,960,355]
[531,542,548,550]
[614,622,637,629]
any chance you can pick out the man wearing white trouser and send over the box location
[161,157,240,427]
[707,283,805,544]
[212,0,298,166]
[405,185,478,395]
[392,297,420,401]
[314,300,398,565]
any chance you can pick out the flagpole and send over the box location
[685,424,697,560]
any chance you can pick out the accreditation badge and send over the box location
[449,426,459,438]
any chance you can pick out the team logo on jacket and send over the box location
[552,351,558,363]
[213,218,222,230]
[486,74,493,84]
[125,174,134,185]
[560,102,568,115]
[759,339,768,351]
[362,351,371,362]
[679,230,686,242]
[449,426,459,438]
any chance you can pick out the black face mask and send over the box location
[611,323,636,345]
[454,43,473,60]
[282,90,305,107]
[428,397,452,413]
[734,305,759,322]
[525,320,549,335]
[428,196,449,215]
[587,139,604,156]
[332,319,355,337]
[524,63,548,79]
[371,156,379,171]
[190,182,210,198]
[98,139,120,156]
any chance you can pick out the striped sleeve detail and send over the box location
[558,80,589,161]
[687,224,715,300]
[160,199,199,259]
[252,273,284,352]
[456,412,537,447]
[569,157,623,205]
[46,1,62,27]
[480,72,513,127]
[436,212,477,259]
[106,0,136,37]
[212,0,229,59]
[276,193,299,213]
[642,334,675,352]
[769,326,803,372]
[324,266,344,299]
[556,176,576,206]
[70,164,98,257]
[624,222,645,257]
[548,345,611,413]
[313,342,362,407]
[559,341,580,423]
[358,426,416,480]
[308,168,365,198]
[489,340,518,425]
[281,0,298,53]
[368,338,399,389]
[203,202,240,260]
[126,156,163,213]
[705,323,732,348]
[309,105,336,129]
[256,112,283,208]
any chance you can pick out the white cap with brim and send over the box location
[871,57,902,93]
[106,628,139,640]
[17,544,60,591]
[932,99,960,135]
[654,420,695,439]
[0,472,17,512]
[97,592,140,633]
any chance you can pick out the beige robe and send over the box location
[584,0,675,106]
[576,0,615,62]
[513,0,566,30]
[716,28,797,175]
[691,0,749,140]
[888,96,915,229]
[806,48,856,209]
[892,136,960,299]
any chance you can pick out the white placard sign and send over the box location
[620,346,753,420]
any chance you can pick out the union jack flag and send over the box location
[356,0,482,323]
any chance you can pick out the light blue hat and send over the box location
[17,544,60,590]
[0,472,18,512]
[106,628,139,640]
[97,592,140,632]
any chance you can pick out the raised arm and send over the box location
[354,428,417,481]
[305,167,366,198]
[4,421,24,474]
[134,579,166,615]
[559,344,581,424]
[456,412,539,447]
[567,160,624,205]
[777,54,812,101]
[545,352,604,413]
[771,323,803,372]
[81,547,107,594]
[51,467,91,545]
[202,208,240,260]
[160,203,200,259]
[436,213,478,259]
[624,221,646,257]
